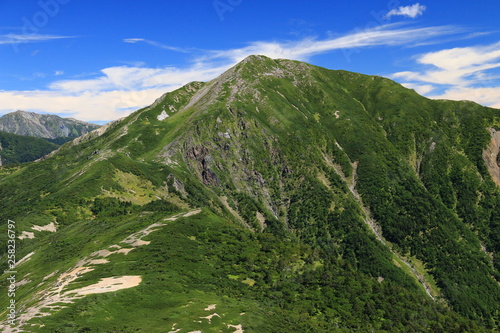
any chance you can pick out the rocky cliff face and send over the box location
[0,110,100,139]
[484,128,500,187]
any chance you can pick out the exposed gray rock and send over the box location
[0,110,100,139]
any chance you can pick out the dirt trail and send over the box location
[2,209,201,332]
[324,153,436,300]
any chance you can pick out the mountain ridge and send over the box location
[0,55,499,332]
[0,110,100,139]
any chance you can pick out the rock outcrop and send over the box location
[483,128,500,187]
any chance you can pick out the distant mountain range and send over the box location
[0,110,100,139]
[0,111,100,165]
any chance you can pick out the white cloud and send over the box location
[393,42,500,86]
[49,64,229,94]
[197,24,459,63]
[0,89,169,122]
[0,63,233,121]
[432,86,500,109]
[0,33,73,45]
[0,24,466,122]
[391,42,500,108]
[386,3,427,19]
[401,83,435,95]
[124,38,191,53]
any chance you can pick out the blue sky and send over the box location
[0,0,499,123]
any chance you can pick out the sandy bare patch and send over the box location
[91,249,114,258]
[228,324,244,332]
[163,211,185,221]
[71,276,142,295]
[31,222,57,233]
[168,323,180,333]
[132,239,152,246]
[204,304,217,311]
[200,313,220,323]
[121,222,163,246]
[19,231,35,239]
[90,244,134,258]
[15,279,31,287]
[116,248,133,255]
[123,209,201,246]
[15,252,35,267]
[58,267,94,285]
[43,271,58,281]
[89,259,110,265]
[183,209,202,217]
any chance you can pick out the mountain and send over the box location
[1,55,499,332]
[0,131,59,166]
[0,111,101,165]
[0,111,100,139]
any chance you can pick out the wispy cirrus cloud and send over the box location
[393,42,500,108]
[198,24,461,64]
[0,24,471,121]
[386,3,427,19]
[0,33,73,45]
[123,38,191,53]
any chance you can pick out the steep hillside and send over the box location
[0,111,100,139]
[0,132,59,166]
[0,55,499,332]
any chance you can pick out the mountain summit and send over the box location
[1,55,499,332]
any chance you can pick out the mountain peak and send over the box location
[240,54,272,63]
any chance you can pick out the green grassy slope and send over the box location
[0,55,499,332]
